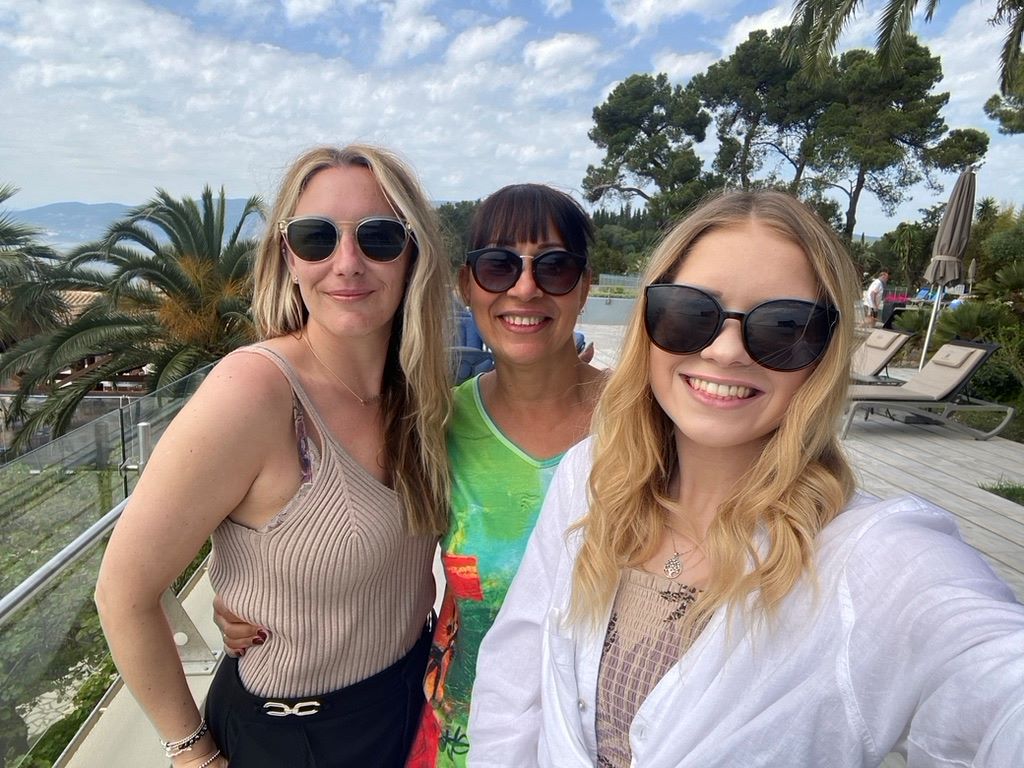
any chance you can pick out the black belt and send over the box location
[239,617,434,719]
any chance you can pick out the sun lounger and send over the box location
[455,308,485,349]
[850,328,914,384]
[452,346,494,384]
[450,322,588,384]
[842,340,1015,440]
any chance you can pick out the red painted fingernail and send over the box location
[253,635,265,646]
[256,629,269,643]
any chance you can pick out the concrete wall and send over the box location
[581,296,637,325]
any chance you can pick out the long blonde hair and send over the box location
[251,144,451,537]
[570,189,859,638]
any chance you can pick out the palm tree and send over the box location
[0,186,264,450]
[0,184,68,351]
[976,197,1000,226]
[785,0,1022,95]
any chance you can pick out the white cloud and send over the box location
[717,0,882,58]
[718,2,791,55]
[377,0,447,65]
[604,0,730,32]
[196,0,274,17]
[836,9,884,52]
[0,0,607,211]
[444,17,527,66]
[522,33,608,95]
[524,32,599,70]
[918,0,1015,220]
[0,0,1016,241]
[922,1,1002,126]
[282,0,334,25]
[543,0,572,18]
[652,50,717,82]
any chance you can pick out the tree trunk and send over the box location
[739,114,761,190]
[789,157,807,193]
[843,166,867,242]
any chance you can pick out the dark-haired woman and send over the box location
[408,184,606,767]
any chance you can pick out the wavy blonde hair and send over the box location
[251,144,451,537]
[570,189,859,639]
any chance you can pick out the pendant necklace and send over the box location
[302,332,382,407]
[663,525,703,579]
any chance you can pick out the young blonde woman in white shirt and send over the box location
[469,190,1024,768]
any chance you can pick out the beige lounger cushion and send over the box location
[865,333,901,350]
[851,329,911,377]
[848,344,987,402]
[931,346,973,368]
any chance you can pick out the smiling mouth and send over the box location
[500,314,546,327]
[686,376,757,400]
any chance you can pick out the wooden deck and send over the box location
[843,415,1024,598]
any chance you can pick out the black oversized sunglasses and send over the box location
[466,247,587,296]
[644,284,839,371]
[279,215,413,263]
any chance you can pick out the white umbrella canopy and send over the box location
[919,169,977,368]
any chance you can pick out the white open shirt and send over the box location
[469,439,1024,767]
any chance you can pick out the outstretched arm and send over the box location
[843,502,1024,766]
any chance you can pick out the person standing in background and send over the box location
[862,268,889,327]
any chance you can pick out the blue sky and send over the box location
[0,0,1017,237]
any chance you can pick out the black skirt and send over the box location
[205,622,432,768]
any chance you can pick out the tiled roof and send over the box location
[61,290,101,319]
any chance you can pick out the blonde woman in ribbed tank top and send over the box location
[96,145,452,768]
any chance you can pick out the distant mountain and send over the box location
[14,200,265,253]
[16,202,132,252]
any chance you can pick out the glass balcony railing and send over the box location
[0,366,211,768]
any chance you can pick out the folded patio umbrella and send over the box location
[919,168,976,369]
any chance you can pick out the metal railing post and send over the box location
[137,422,152,470]
[117,401,129,498]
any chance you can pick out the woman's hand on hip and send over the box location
[212,593,266,657]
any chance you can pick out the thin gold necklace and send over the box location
[302,332,382,407]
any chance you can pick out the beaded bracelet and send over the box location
[161,718,209,758]
[196,749,222,768]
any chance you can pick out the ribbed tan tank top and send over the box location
[208,345,436,698]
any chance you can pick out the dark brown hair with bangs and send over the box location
[468,183,593,257]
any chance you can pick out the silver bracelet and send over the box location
[196,749,221,768]
[162,719,208,758]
